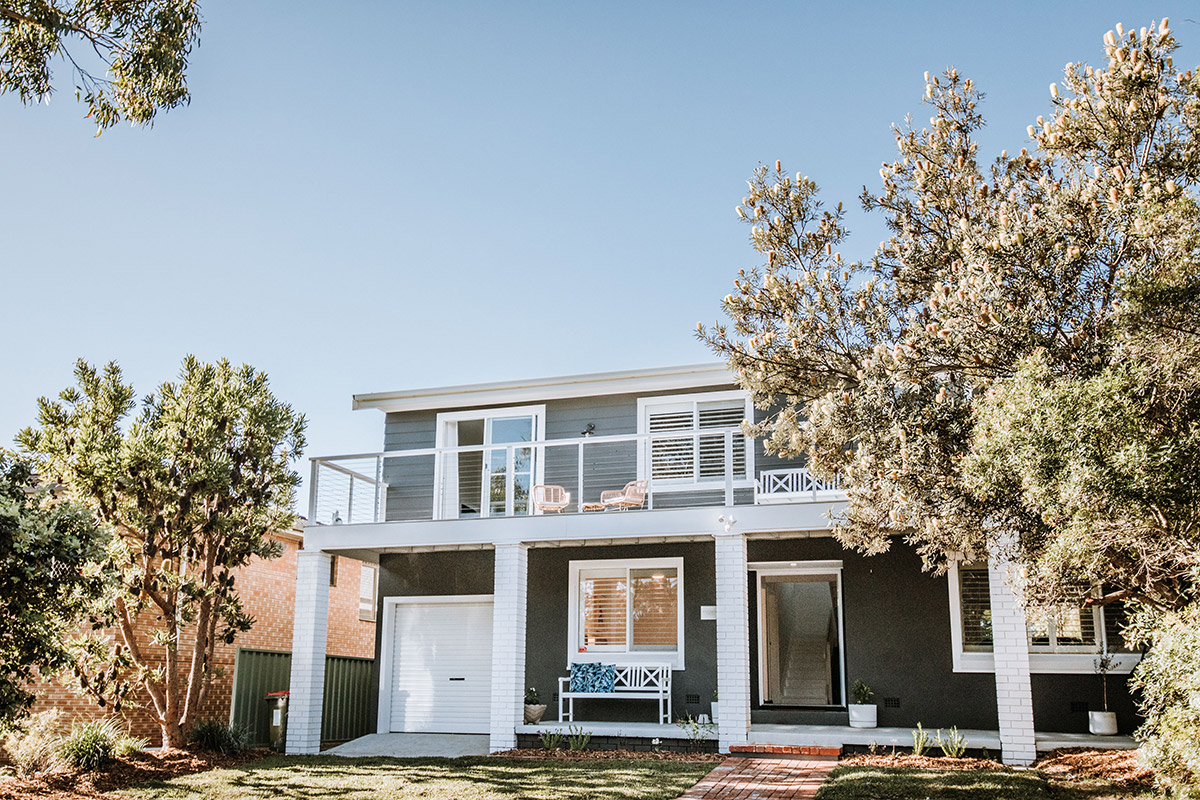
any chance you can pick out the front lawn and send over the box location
[816,763,1165,800]
[123,754,714,800]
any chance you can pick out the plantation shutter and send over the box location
[630,568,679,651]
[958,564,993,652]
[648,404,695,481]
[698,401,747,480]
[580,570,627,648]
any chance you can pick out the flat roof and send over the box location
[352,362,734,413]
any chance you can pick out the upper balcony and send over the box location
[308,427,845,532]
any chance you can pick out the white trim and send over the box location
[636,390,756,493]
[946,561,1141,675]
[354,363,734,413]
[376,594,495,734]
[567,557,685,670]
[432,405,546,520]
[751,561,847,708]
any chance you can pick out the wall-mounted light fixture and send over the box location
[581,423,595,437]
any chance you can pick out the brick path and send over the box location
[676,755,836,799]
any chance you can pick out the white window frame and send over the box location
[432,404,546,519]
[567,557,685,670]
[636,390,755,493]
[358,563,379,622]
[946,561,1141,674]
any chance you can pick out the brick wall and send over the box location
[24,533,374,744]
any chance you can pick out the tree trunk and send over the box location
[160,719,187,750]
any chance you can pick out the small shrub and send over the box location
[566,725,591,751]
[57,718,143,771]
[936,726,967,758]
[3,710,64,776]
[188,720,251,754]
[524,687,541,705]
[911,722,930,756]
[851,680,874,705]
[537,729,564,750]
[675,715,716,750]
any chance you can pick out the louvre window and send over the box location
[576,561,681,657]
[641,393,751,486]
[358,563,378,622]
[958,564,993,652]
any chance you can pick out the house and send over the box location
[26,523,377,746]
[287,363,1140,765]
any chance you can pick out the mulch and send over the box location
[841,748,1155,787]
[1035,747,1155,788]
[0,747,271,800]
[490,748,724,763]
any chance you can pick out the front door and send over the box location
[756,565,845,707]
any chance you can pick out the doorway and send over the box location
[753,562,845,708]
[434,406,545,520]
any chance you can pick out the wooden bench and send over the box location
[557,663,672,724]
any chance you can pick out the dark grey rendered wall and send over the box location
[379,385,798,520]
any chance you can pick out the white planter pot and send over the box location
[1089,710,1118,736]
[848,704,877,729]
[710,701,719,723]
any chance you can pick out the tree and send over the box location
[701,18,1198,613]
[0,450,106,729]
[0,0,201,132]
[17,357,306,748]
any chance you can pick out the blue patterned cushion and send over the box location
[570,662,616,693]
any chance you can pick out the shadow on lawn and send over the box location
[817,766,1053,800]
[134,755,708,800]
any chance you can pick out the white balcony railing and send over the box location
[308,428,843,526]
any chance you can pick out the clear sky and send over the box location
[1,1,1194,511]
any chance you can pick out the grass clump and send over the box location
[188,719,252,754]
[57,718,146,771]
[3,709,64,776]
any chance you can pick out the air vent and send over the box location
[1070,701,1089,713]
[552,692,559,703]
[686,693,701,705]
[884,697,901,708]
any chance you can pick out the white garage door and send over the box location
[389,600,493,734]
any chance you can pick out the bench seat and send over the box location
[557,664,672,724]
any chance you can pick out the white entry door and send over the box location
[388,599,494,733]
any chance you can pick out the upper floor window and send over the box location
[636,391,753,489]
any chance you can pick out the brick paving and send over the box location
[676,755,837,799]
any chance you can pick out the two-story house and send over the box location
[286,363,1140,765]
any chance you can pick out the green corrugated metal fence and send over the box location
[230,649,375,746]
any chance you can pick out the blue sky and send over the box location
[1,1,1194,511]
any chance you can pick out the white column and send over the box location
[489,542,529,753]
[714,531,750,753]
[987,548,1037,766]
[286,549,331,754]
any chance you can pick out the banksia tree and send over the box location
[18,357,306,748]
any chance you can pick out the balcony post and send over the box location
[308,459,319,521]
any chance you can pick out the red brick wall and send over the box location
[24,533,375,743]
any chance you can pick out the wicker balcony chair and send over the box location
[532,484,571,513]
[600,480,648,511]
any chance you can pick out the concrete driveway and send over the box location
[323,733,491,758]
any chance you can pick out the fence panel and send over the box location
[230,648,292,746]
[321,655,375,743]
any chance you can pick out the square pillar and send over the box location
[988,547,1037,766]
[286,549,331,754]
[714,531,750,752]
[489,542,529,752]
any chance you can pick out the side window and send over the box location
[359,563,378,622]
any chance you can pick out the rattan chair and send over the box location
[600,480,648,510]
[532,484,571,513]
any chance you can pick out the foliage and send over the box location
[3,709,64,776]
[0,0,202,132]
[0,450,106,728]
[18,357,306,748]
[525,687,540,705]
[911,723,930,757]
[701,20,1199,613]
[935,726,967,758]
[56,717,145,771]
[566,725,592,751]
[537,729,564,750]
[1129,604,1200,797]
[851,680,874,705]
[675,715,716,749]
[1095,652,1115,712]
[187,719,251,755]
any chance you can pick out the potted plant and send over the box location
[1089,653,1118,735]
[710,688,719,724]
[524,687,547,724]
[848,680,877,728]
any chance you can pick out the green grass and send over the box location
[815,765,1165,800]
[121,754,714,800]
